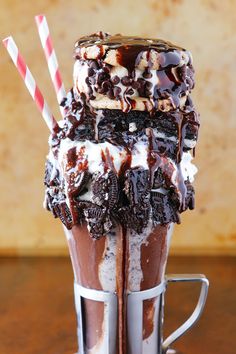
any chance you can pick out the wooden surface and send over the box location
[0,256,235,354]
[0,0,236,256]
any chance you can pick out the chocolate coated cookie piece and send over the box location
[91,169,119,209]
[151,191,180,224]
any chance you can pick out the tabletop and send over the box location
[0,256,235,354]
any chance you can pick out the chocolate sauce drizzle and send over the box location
[74,33,186,64]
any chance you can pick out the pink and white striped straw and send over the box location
[2,36,59,134]
[35,15,66,117]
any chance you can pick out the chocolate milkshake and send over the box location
[44,32,199,354]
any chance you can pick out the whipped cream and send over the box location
[47,134,197,210]
[56,138,197,182]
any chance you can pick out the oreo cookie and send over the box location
[91,169,119,209]
[122,168,151,232]
[84,205,114,239]
[151,191,180,224]
[68,170,91,198]
[124,168,150,206]
[53,202,73,229]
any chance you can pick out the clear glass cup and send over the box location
[64,223,208,354]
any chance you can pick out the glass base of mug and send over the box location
[74,349,178,354]
[74,349,182,353]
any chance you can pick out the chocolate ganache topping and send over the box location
[44,32,199,239]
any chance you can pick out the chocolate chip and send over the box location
[103,65,111,74]
[97,86,105,94]
[131,81,140,89]
[137,78,146,96]
[121,76,132,86]
[85,77,91,85]
[111,75,120,84]
[97,72,110,85]
[146,81,153,90]
[87,86,93,97]
[85,77,95,87]
[113,86,122,98]
[89,77,96,85]
[144,81,153,97]
[101,80,112,93]
[89,60,99,70]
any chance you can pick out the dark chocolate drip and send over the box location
[67,147,77,169]
[122,152,132,171]
[101,149,108,173]
[147,127,159,176]
[116,45,145,75]
[75,33,185,59]
[101,147,116,173]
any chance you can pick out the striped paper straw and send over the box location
[35,15,66,117]
[2,36,59,134]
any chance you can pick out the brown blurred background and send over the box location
[0,0,235,256]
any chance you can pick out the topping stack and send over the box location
[44,32,199,238]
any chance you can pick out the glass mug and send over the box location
[74,274,208,354]
[64,224,209,354]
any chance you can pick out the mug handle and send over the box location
[162,274,209,353]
